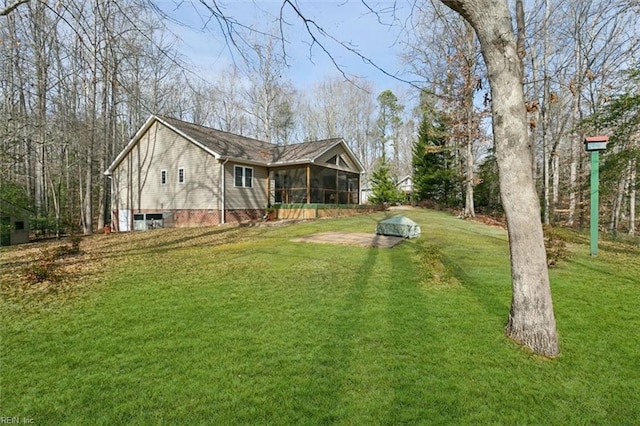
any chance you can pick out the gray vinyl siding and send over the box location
[112,121,221,212]
[224,162,268,209]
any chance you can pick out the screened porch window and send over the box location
[272,166,359,204]
[273,167,306,204]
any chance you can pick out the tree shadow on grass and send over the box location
[288,246,380,423]
[436,245,511,325]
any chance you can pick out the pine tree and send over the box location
[474,152,503,215]
[412,109,458,206]
[369,157,404,205]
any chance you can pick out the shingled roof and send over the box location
[159,116,345,165]
[270,138,344,164]
[158,116,276,163]
[106,115,363,175]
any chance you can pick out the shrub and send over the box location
[23,259,58,285]
[21,236,81,285]
[57,235,81,257]
[543,225,569,267]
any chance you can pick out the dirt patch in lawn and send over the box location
[291,232,405,248]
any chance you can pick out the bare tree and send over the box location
[298,76,378,171]
[209,65,249,134]
[442,0,559,357]
[241,35,295,144]
[1,0,201,235]
[0,0,29,17]
[405,3,486,216]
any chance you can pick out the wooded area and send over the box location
[0,0,638,238]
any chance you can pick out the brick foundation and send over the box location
[111,205,372,231]
[224,209,262,223]
[111,208,265,231]
[173,210,222,227]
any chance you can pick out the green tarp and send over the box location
[375,215,421,239]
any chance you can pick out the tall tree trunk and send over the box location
[29,1,49,220]
[515,0,535,180]
[442,0,559,357]
[629,158,636,236]
[567,23,585,227]
[463,22,475,218]
[609,175,626,233]
[551,148,560,215]
[82,0,100,235]
[464,119,475,218]
[541,0,551,225]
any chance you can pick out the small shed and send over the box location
[0,199,31,246]
[376,215,421,239]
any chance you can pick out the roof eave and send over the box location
[267,159,311,167]
[220,157,271,167]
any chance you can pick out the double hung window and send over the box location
[234,166,253,188]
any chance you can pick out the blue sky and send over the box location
[155,1,415,91]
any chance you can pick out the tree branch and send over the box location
[160,0,417,90]
[0,0,30,16]
[280,0,415,89]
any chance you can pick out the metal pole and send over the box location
[590,150,599,256]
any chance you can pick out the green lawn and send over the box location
[1,209,639,424]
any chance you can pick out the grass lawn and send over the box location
[1,209,639,424]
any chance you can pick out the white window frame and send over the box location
[178,167,185,184]
[161,169,167,185]
[234,165,253,188]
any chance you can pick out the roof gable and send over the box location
[398,175,413,185]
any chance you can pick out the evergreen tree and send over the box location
[376,90,404,169]
[412,109,458,206]
[474,152,503,215]
[369,157,404,205]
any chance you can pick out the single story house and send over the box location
[104,115,365,231]
[0,199,31,246]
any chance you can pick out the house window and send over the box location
[234,166,253,188]
[14,221,25,230]
[161,169,167,185]
[178,167,185,184]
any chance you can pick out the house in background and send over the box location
[360,181,373,205]
[104,115,365,231]
[360,175,414,205]
[397,175,414,202]
[0,199,31,246]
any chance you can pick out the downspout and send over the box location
[220,158,229,224]
[105,173,113,228]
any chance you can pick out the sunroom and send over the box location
[269,165,360,206]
